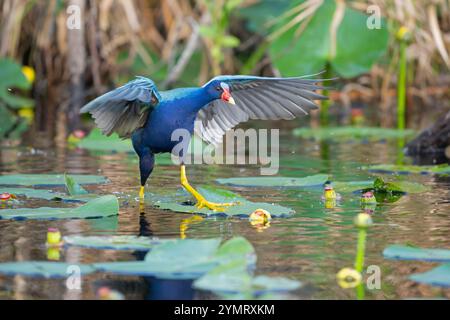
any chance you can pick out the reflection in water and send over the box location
[0,134,449,299]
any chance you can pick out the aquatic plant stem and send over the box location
[397,37,407,130]
[355,228,367,300]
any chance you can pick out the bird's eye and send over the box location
[215,86,222,91]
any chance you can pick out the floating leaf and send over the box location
[63,235,165,251]
[0,262,95,278]
[0,174,109,187]
[366,164,450,175]
[409,264,450,288]
[293,127,415,141]
[0,187,65,200]
[0,195,119,220]
[148,187,294,217]
[193,260,301,295]
[94,238,222,279]
[332,181,374,193]
[64,173,88,195]
[0,237,258,280]
[216,174,328,188]
[383,245,450,262]
[369,177,429,194]
[215,237,256,266]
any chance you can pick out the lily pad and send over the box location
[148,187,295,217]
[332,181,374,193]
[193,260,301,295]
[409,264,450,288]
[94,238,222,278]
[215,236,257,266]
[77,128,134,152]
[0,262,95,278]
[0,174,109,187]
[293,127,415,141]
[383,245,450,262]
[366,164,450,175]
[0,195,119,220]
[216,174,328,188]
[0,187,65,200]
[65,173,88,195]
[0,237,257,280]
[63,235,165,251]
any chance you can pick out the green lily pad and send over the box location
[94,238,222,279]
[193,260,301,295]
[65,173,88,195]
[409,264,450,288]
[216,174,328,188]
[215,236,256,265]
[0,174,109,186]
[332,181,374,193]
[0,195,119,220]
[370,177,429,194]
[0,262,95,278]
[383,245,450,262]
[77,128,134,152]
[0,237,257,280]
[63,235,166,251]
[293,127,415,141]
[148,187,294,217]
[0,187,65,200]
[366,164,450,175]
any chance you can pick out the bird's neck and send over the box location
[161,87,215,113]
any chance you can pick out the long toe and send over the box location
[195,200,236,212]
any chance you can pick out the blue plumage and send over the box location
[81,74,327,193]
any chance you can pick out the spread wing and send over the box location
[80,76,161,138]
[194,74,329,145]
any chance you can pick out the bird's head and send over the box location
[205,81,236,105]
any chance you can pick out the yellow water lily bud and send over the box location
[325,198,336,209]
[336,268,362,289]
[323,185,337,200]
[249,208,272,224]
[354,213,373,228]
[21,66,35,84]
[47,228,62,246]
[396,26,411,41]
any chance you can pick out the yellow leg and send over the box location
[139,186,145,213]
[180,165,236,211]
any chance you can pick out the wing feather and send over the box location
[80,77,160,138]
[195,74,329,145]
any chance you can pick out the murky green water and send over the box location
[0,130,449,300]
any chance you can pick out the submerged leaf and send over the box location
[409,264,450,288]
[216,174,328,188]
[0,195,119,220]
[0,174,109,186]
[383,245,450,262]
